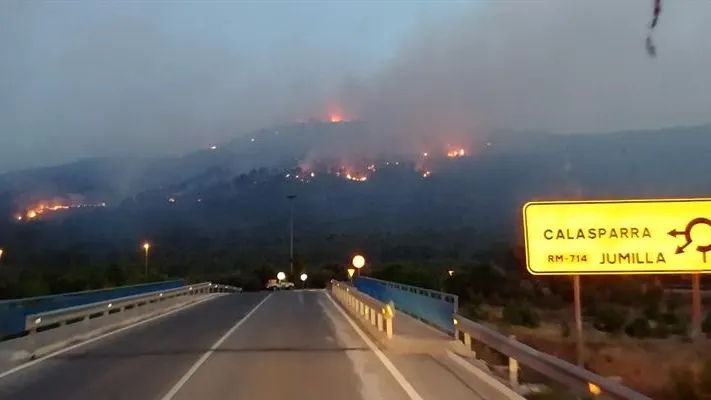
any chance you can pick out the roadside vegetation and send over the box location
[2,237,711,398]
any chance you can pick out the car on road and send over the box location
[266,279,295,290]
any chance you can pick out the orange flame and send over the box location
[18,200,106,221]
[446,148,467,158]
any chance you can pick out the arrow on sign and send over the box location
[676,242,692,254]
[668,229,685,238]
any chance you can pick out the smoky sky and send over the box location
[2,1,711,173]
[343,0,711,153]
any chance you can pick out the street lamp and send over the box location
[300,273,308,282]
[352,254,366,280]
[287,194,296,277]
[277,271,286,281]
[352,255,365,269]
[142,242,150,276]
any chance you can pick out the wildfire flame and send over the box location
[446,148,466,158]
[19,201,106,221]
[345,173,367,182]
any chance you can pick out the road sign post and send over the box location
[573,275,583,366]
[523,198,711,361]
[692,273,702,339]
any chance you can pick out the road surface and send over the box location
[0,290,491,400]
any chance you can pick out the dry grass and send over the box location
[506,324,711,398]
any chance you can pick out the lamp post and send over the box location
[300,273,308,288]
[142,242,150,276]
[287,194,296,277]
[438,268,455,291]
[352,254,366,280]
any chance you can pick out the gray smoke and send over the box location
[0,1,358,172]
[343,0,711,153]
[2,0,710,174]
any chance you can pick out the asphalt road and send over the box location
[0,289,496,400]
[0,293,269,400]
[168,290,413,400]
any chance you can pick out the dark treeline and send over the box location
[0,228,513,299]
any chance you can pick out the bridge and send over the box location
[0,278,650,399]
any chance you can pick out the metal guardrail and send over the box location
[25,282,240,333]
[357,277,650,398]
[0,280,185,339]
[331,280,394,339]
[454,314,651,400]
[354,276,458,333]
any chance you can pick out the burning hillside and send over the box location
[15,199,107,222]
[283,145,470,185]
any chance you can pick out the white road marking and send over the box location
[159,293,273,400]
[325,292,424,400]
[0,294,221,381]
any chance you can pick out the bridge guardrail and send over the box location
[354,276,650,398]
[354,276,457,333]
[0,280,185,339]
[330,280,394,339]
[453,314,651,399]
[0,282,239,365]
[25,283,240,332]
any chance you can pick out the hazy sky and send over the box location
[2,0,710,172]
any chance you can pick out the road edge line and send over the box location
[325,292,424,400]
[159,292,273,400]
[0,294,222,381]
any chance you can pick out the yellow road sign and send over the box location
[523,198,711,275]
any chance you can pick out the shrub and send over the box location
[667,292,684,312]
[702,313,711,335]
[559,319,571,338]
[592,306,627,334]
[651,321,670,339]
[502,300,540,328]
[625,317,652,338]
[643,301,661,320]
[464,302,489,321]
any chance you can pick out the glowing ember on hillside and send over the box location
[345,173,367,182]
[446,148,466,158]
[19,201,107,221]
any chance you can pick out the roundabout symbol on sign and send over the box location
[668,217,711,262]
